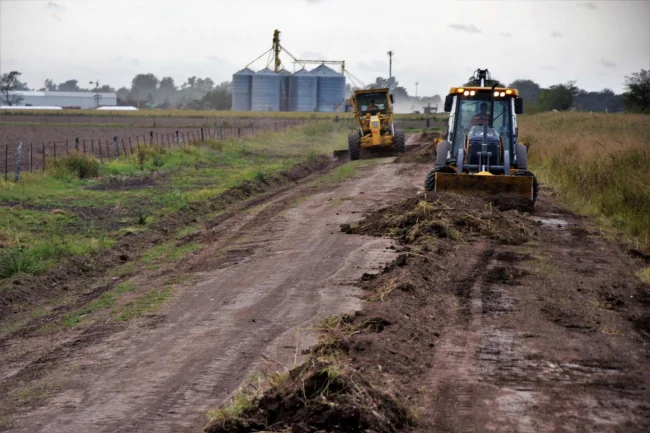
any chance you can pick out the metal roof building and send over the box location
[8,91,117,109]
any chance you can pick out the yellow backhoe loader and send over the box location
[333,88,405,161]
[425,69,538,201]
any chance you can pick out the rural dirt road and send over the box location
[2,149,649,432]
[4,160,428,432]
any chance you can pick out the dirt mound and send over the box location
[394,132,442,164]
[341,192,535,246]
[205,360,411,433]
[485,193,535,213]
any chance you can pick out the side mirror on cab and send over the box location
[390,94,394,104]
[515,98,524,114]
[444,94,454,113]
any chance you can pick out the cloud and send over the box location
[578,2,597,9]
[541,65,555,70]
[551,31,562,38]
[46,1,64,10]
[299,51,324,60]
[599,59,616,68]
[449,24,481,34]
[500,32,512,38]
[357,60,388,73]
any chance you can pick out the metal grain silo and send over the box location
[313,64,346,112]
[278,69,291,112]
[289,69,318,112]
[251,68,281,111]
[232,68,254,111]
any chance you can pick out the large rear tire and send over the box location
[515,170,539,201]
[425,166,455,192]
[393,131,405,154]
[348,133,360,161]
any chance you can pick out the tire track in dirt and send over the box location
[6,161,430,432]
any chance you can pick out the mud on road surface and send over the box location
[1,159,428,432]
[207,191,649,431]
[2,154,649,432]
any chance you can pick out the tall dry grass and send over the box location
[519,112,650,247]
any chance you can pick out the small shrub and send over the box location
[49,152,100,179]
[0,248,41,278]
[136,145,166,169]
[138,211,149,225]
[254,168,268,184]
[169,189,188,211]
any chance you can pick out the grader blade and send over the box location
[332,144,422,161]
[435,172,534,200]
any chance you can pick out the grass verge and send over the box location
[520,112,650,248]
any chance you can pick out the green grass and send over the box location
[0,122,349,281]
[521,112,650,248]
[115,288,172,321]
[637,267,650,284]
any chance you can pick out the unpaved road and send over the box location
[3,160,428,432]
[2,156,649,432]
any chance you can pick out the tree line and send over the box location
[1,69,648,113]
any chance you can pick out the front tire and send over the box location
[425,166,456,191]
[348,133,360,161]
[393,131,405,154]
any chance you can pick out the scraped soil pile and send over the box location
[394,132,443,164]
[342,192,536,246]
[206,193,537,432]
[206,359,411,433]
[0,156,331,322]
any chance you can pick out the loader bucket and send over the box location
[435,172,534,200]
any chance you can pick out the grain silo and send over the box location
[232,68,254,111]
[289,69,318,112]
[251,68,281,111]
[278,69,291,112]
[313,64,346,112]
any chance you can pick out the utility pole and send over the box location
[387,51,393,92]
[415,82,419,98]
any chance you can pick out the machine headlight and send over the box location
[500,92,505,97]
[469,90,476,96]
[494,91,499,97]
[463,90,470,96]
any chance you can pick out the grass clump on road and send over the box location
[520,112,650,248]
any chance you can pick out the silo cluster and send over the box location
[231,65,345,112]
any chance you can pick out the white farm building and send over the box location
[7,91,117,109]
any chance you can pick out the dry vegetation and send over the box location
[520,112,650,248]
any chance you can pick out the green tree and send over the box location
[508,79,541,104]
[131,73,159,100]
[57,79,80,91]
[539,82,577,111]
[623,69,650,113]
[0,71,27,105]
[44,78,57,91]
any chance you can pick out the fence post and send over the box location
[75,137,80,151]
[54,142,57,161]
[201,127,204,142]
[83,139,86,155]
[42,143,45,172]
[238,127,241,137]
[176,130,180,144]
[14,142,23,182]
[66,139,69,155]
[30,143,33,172]
[4,145,7,181]
[98,140,103,162]
[150,131,154,145]
[128,137,133,155]
[121,138,127,157]
[105,139,110,160]
[113,136,120,159]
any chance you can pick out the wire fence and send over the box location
[1,121,306,181]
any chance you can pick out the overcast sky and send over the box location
[1,0,649,96]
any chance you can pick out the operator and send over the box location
[367,99,380,113]
[468,102,491,127]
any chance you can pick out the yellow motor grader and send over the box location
[334,88,405,161]
[425,69,538,201]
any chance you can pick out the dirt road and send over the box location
[2,154,649,432]
[3,160,428,432]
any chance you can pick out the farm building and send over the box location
[7,91,117,109]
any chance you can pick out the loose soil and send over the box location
[2,156,649,432]
[207,188,649,432]
[394,132,442,164]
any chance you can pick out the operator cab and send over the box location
[442,86,524,173]
[356,91,389,116]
